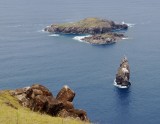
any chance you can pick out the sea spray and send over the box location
[122,21,135,28]
[49,34,60,37]
[73,35,91,43]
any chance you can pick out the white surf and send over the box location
[122,21,135,28]
[49,34,60,37]
[73,35,91,43]
[113,79,129,89]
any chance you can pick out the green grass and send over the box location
[0,90,89,124]
[52,17,112,28]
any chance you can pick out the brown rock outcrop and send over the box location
[56,85,75,102]
[10,84,89,122]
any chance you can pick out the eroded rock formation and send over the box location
[10,84,89,121]
[115,56,130,86]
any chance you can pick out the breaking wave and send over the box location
[73,35,91,42]
[122,21,135,28]
[49,34,60,37]
[113,79,129,89]
[122,37,129,40]
[38,29,45,33]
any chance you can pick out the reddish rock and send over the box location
[62,101,74,110]
[10,84,89,122]
[56,85,75,102]
[31,84,53,96]
[32,95,47,112]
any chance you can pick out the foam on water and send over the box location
[38,29,45,33]
[122,21,135,28]
[122,37,129,40]
[49,34,60,37]
[113,79,129,89]
[73,35,91,43]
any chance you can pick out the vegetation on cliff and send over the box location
[44,17,128,45]
[0,90,89,124]
[44,17,128,35]
[52,17,117,28]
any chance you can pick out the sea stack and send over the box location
[115,56,131,88]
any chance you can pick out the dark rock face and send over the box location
[82,33,125,45]
[44,18,128,35]
[10,84,89,122]
[116,56,130,86]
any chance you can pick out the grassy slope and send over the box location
[52,17,112,28]
[0,91,88,124]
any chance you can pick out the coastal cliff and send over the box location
[0,84,89,124]
[44,17,128,45]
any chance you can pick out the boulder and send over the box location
[10,84,89,122]
[56,85,75,102]
[11,84,63,115]
[31,84,53,96]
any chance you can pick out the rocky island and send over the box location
[44,17,128,45]
[0,84,89,123]
[114,56,131,88]
[82,33,125,45]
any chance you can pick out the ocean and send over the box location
[0,0,160,123]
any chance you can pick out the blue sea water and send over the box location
[0,0,160,124]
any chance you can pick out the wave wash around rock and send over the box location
[114,56,131,88]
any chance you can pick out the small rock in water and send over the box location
[115,56,130,87]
